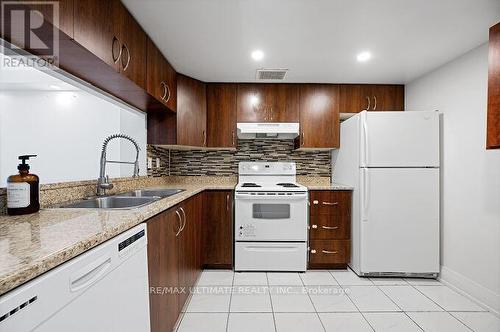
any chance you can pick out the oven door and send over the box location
[235,192,308,241]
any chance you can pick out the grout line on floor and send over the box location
[448,311,486,332]
[300,274,327,332]
[334,271,376,332]
[266,273,278,332]
[408,282,447,312]
[444,311,475,331]
[224,271,235,332]
[401,311,427,332]
[374,282,428,331]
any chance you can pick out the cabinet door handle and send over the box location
[121,44,131,71]
[232,131,236,147]
[270,107,273,121]
[321,226,339,230]
[301,132,305,146]
[202,130,207,146]
[160,82,167,100]
[164,84,171,103]
[322,250,338,254]
[310,249,317,254]
[175,210,182,237]
[311,224,318,229]
[112,36,122,63]
[179,207,187,232]
[226,194,230,211]
[365,96,371,111]
[322,202,339,206]
[373,96,377,110]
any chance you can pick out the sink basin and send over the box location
[117,189,185,198]
[60,196,159,209]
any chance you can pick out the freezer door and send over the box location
[359,168,439,274]
[360,111,440,167]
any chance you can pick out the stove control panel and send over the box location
[239,162,296,175]
[237,224,256,238]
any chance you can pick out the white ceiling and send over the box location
[123,0,500,84]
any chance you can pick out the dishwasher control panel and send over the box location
[118,229,145,252]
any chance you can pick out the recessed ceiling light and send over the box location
[357,51,372,62]
[251,50,264,61]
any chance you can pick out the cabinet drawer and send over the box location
[309,240,350,264]
[310,214,350,239]
[310,191,351,216]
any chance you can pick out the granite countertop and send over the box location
[0,178,352,296]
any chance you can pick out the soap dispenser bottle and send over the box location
[7,155,40,215]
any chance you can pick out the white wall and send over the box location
[406,43,500,314]
[0,90,147,186]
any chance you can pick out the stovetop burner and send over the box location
[277,183,300,188]
[241,183,262,188]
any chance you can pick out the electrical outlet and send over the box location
[156,158,161,169]
[147,157,153,169]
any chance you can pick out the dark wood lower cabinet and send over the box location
[308,190,352,269]
[147,208,180,332]
[147,194,203,332]
[202,191,233,268]
[177,194,203,310]
[309,240,351,268]
[147,192,232,332]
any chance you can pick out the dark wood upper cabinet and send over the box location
[177,74,207,147]
[296,84,340,149]
[113,0,146,90]
[372,85,405,111]
[340,84,404,113]
[487,22,500,149]
[237,84,299,122]
[74,0,146,89]
[146,38,177,112]
[0,0,74,44]
[73,0,118,70]
[207,83,237,148]
[202,191,233,268]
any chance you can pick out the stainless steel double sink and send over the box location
[60,189,185,209]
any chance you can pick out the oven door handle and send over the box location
[235,193,308,200]
[245,246,300,252]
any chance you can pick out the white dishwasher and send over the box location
[0,223,150,332]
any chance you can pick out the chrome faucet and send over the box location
[97,134,140,196]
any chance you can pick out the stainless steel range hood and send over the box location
[237,123,300,139]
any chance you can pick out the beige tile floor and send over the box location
[176,268,499,332]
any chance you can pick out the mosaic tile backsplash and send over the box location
[147,140,331,177]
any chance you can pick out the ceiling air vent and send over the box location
[256,69,288,80]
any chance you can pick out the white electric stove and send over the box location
[234,162,308,272]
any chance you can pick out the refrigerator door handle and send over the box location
[363,114,369,166]
[362,168,369,221]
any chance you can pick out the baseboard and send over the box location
[308,263,347,270]
[439,265,500,316]
[202,264,233,269]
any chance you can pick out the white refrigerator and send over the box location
[332,111,440,277]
